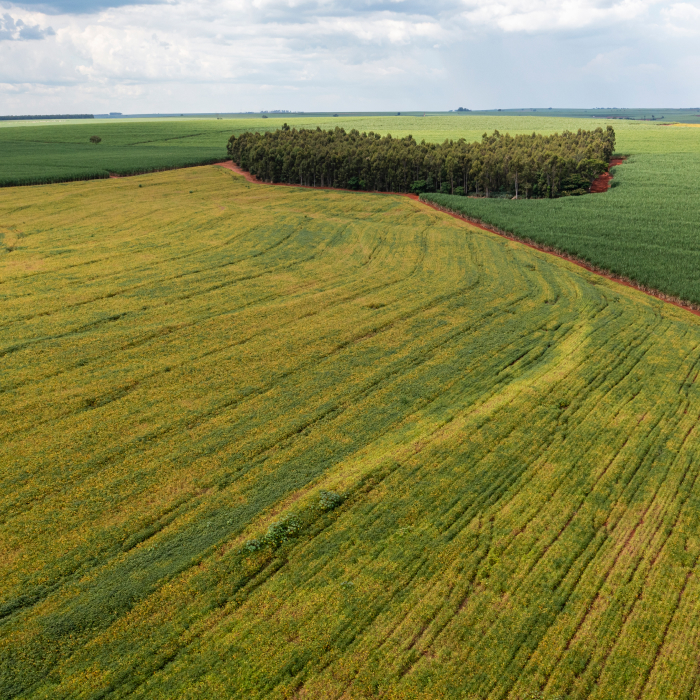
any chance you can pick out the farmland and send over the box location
[0,119,233,186]
[423,123,700,306]
[3,115,700,307]
[0,114,658,186]
[4,162,700,698]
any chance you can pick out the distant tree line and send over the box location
[227,124,616,198]
[0,114,94,121]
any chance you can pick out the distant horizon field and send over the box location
[0,113,693,188]
[1,106,699,126]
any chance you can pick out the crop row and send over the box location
[2,166,700,698]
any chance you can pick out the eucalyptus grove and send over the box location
[227,124,615,198]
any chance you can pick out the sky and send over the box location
[0,0,698,114]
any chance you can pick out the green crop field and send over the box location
[4,113,687,310]
[0,119,233,186]
[2,114,605,187]
[0,113,682,187]
[447,108,700,124]
[4,164,700,698]
[422,123,700,307]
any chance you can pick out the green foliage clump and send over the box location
[245,515,302,551]
[318,490,344,511]
[265,515,301,544]
[243,492,343,553]
[227,124,615,197]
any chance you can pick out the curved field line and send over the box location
[215,161,700,321]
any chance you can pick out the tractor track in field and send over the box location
[215,160,700,321]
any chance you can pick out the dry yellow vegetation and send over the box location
[2,165,700,699]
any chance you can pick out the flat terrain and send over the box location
[2,114,604,186]
[0,114,661,186]
[3,115,700,309]
[0,120,233,186]
[4,165,700,698]
[424,124,700,306]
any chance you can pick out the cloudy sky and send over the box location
[0,0,698,114]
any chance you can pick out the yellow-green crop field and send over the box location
[4,165,700,699]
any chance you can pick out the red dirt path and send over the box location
[590,157,626,193]
[216,161,421,200]
[421,200,700,319]
[215,160,700,320]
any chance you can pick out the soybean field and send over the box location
[5,115,700,313]
[4,165,700,698]
[424,123,700,307]
[0,119,233,186]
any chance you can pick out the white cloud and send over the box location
[662,2,700,34]
[457,0,659,32]
[0,10,55,38]
[0,0,697,113]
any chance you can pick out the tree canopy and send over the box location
[227,125,615,198]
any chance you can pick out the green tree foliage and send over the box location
[227,124,615,198]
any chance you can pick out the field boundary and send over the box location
[417,200,700,318]
[216,160,421,200]
[217,160,700,320]
[0,156,226,188]
[590,156,626,193]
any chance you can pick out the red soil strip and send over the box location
[590,157,626,193]
[419,200,700,318]
[216,159,700,320]
[216,161,421,200]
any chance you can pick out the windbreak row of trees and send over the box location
[227,124,616,198]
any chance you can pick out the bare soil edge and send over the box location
[419,200,700,319]
[590,157,626,193]
[216,160,700,320]
[216,161,421,200]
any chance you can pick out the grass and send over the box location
[3,165,700,698]
[443,107,700,124]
